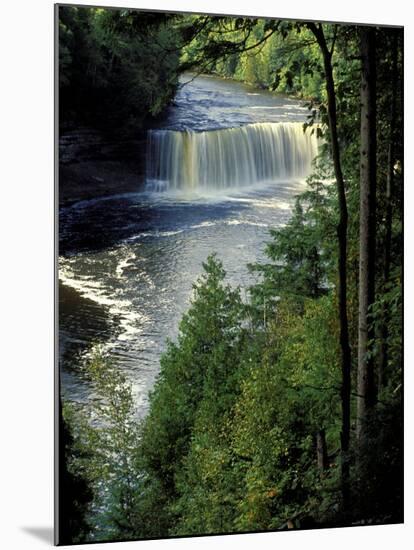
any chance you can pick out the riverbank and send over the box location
[58,127,146,207]
[205,70,314,100]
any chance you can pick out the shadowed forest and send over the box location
[58,5,403,545]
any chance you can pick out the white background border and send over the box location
[1,1,412,548]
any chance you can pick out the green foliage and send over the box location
[248,157,337,324]
[63,351,144,542]
[58,403,93,544]
[228,295,342,531]
[139,255,247,531]
[182,20,325,100]
[59,6,181,133]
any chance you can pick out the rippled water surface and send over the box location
[59,75,311,416]
[161,73,309,131]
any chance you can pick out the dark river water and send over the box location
[59,74,313,416]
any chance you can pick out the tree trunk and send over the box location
[316,430,328,471]
[378,31,398,391]
[357,26,377,446]
[307,22,352,510]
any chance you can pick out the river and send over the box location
[59,74,317,417]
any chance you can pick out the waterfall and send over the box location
[146,122,318,192]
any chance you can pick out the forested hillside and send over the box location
[59,7,182,133]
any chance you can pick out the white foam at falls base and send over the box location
[146,122,318,192]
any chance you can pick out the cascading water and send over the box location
[146,122,318,192]
[60,74,320,415]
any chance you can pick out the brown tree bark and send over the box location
[307,22,352,510]
[378,31,398,391]
[316,430,328,471]
[357,27,377,446]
